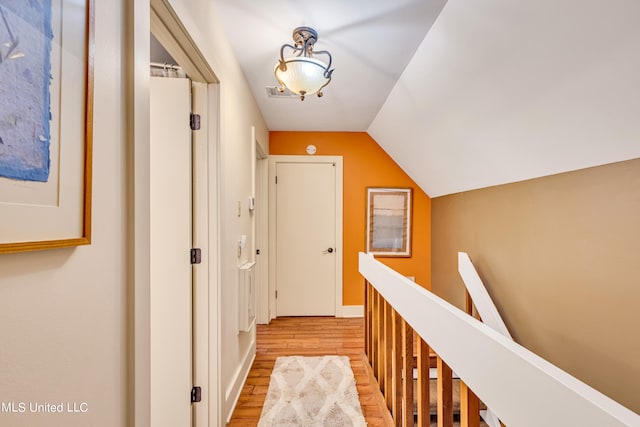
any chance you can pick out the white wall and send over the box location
[166,0,269,421]
[0,1,127,426]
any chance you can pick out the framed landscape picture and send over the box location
[366,187,412,257]
[0,0,94,254]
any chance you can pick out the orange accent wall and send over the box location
[270,132,431,305]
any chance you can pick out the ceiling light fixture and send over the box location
[274,27,334,101]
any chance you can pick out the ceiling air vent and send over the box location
[265,86,299,99]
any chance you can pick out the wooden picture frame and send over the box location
[366,187,412,257]
[0,0,94,254]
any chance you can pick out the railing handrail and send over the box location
[359,252,640,427]
[458,252,511,427]
[458,252,512,339]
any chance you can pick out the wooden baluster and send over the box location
[460,381,480,427]
[371,284,375,360]
[465,288,483,321]
[465,289,473,316]
[463,283,487,427]
[437,356,453,427]
[393,310,403,427]
[384,301,393,411]
[402,319,414,427]
[377,296,385,392]
[371,289,378,380]
[364,280,370,361]
[416,338,430,427]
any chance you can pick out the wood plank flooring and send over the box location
[227,316,393,426]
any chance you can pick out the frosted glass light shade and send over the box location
[274,57,330,96]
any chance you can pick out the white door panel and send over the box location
[150,76,192,427]
[276,162,336,316]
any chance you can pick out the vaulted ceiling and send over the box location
[214,0,446,131]
[214,0,640,197]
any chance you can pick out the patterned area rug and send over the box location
[258,355,367,426]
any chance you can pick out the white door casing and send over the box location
[254,137,269,325]
[138,3,221,427]
[268,156,343,317]
[150,76,193,427]
[191,80,210,426]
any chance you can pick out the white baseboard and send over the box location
[341,305,364,318]
[224,340,256,422]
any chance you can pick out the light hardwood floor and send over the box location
[227,316,393,426]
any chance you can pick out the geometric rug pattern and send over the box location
[258,355,367,426]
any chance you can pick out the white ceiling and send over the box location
[214,0,640,197]
[214,0,446,131]
[369,0,640,196]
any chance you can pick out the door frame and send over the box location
[131,0,221,426]
[268,155,344,318]
[191,81,219,427]
[253,129,269,324]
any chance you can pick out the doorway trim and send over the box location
[268,155,344,318]
[253,129,269,324]
[130,0,220,426]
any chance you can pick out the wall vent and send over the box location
[265,86,299,99]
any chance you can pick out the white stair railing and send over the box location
[360,252,640,427]
[458,252,512,339]
[458,252,509,427]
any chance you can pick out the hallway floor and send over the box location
[227,316,392,426]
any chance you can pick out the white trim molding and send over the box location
[341,305,364,318]
[224,338,256,423]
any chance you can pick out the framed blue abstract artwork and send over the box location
[0,0,94,253]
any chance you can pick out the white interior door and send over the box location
[275,161,338,316]
[150,76,193,427]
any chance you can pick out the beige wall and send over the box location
[0,0,268,426]
[431,158,640,413]
[0,1,127,426]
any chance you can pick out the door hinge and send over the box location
[256,249,261,255]
[275,290,278,299]
[190,248,202,264]
[191,386,202,403]
[190,113,201,131]
[275,176,278,184]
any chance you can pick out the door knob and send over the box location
[323,247,334,254]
